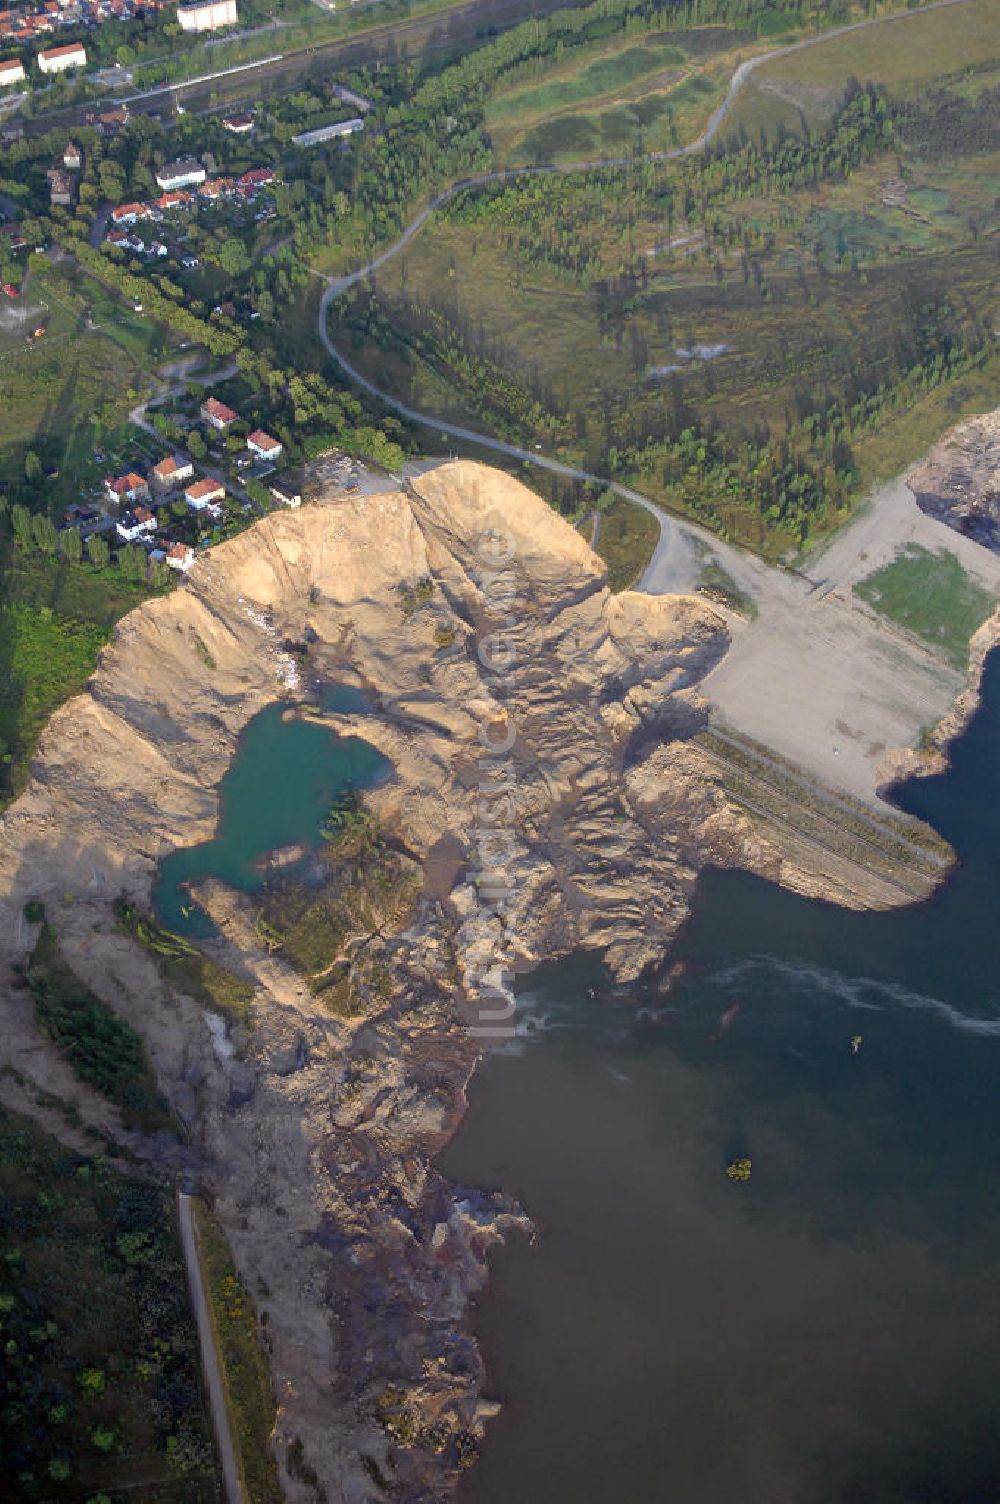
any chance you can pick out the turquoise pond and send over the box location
[154,691,390,936]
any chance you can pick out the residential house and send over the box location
[0,222,26,250]
[246,430,282,462]
[116,505,157,542]
[268,476,302,509]
[37,41,86,71]
[85,104,129,136]
[46,167,73,207]
[105,471,149,505]
[222,111,253,133]
[165,541,195,572]
[238,167,276,190]
[151,454,194,489]
[111,201,153,226]
[155,159,206,192]
[0,56,25,87]
[153,189,193,213]
[200,396,237,431]
[184,477,225,514]
[63,141,82,170]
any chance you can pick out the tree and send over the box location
[117,543,146,580]
[218,238,250,278]
[24,450,42,484]
[11,504,32,550]
[30,513,57,553]
[61,526,82,563]
[88,534,110,568]
[186,430,207,459]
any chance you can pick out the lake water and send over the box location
[442,654,1000,1504]
[155,694,389,936]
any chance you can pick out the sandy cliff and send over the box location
[0,460,955,1501]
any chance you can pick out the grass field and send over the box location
[0,1106,218,1503]
[487,24,755,164]
[855,544,998,667]
[723,0,1000,140]
[0,259,171,513]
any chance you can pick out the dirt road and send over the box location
[178,1189,246,1504]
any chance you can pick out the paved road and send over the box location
[129,357,242,501]
[178,1190,246,1504]
[319,0,976,594]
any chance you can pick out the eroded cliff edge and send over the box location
[0,461,955,1502]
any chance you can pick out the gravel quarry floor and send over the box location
[641,472,1000,805]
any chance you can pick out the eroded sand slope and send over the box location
[0,460,959,1502]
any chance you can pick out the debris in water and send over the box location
[725,1157,752,1183]
[708,1001,741,1042]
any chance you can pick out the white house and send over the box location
[246,429,282,462]
[152,455,194,489]
[111,202,154,226]
[200,397,237,431]
[184,478,226,515]
[38,43,87,74]
[0,58,26,88]
[269,477,302,509]
[166,542,195,572]
[155,159,207,192]
[105,471,149,505]
[116,506,158,542]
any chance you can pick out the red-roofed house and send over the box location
[238,168,275,191]
[154,190,193,212]
[200,397,237,431]
[38,41,86,72]
[184,477,226,513]
[111,201,152,226]
[152,454,195,489]
[166,541,195,572]
[246,430,282,461]
[105,471,149,505]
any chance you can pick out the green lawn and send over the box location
[0,1106,218,1503]
[854,544,998,667]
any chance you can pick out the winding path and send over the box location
[317,0,974,592]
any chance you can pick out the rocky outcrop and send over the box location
[908,409,1000,550]
[0,460,954,1502]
